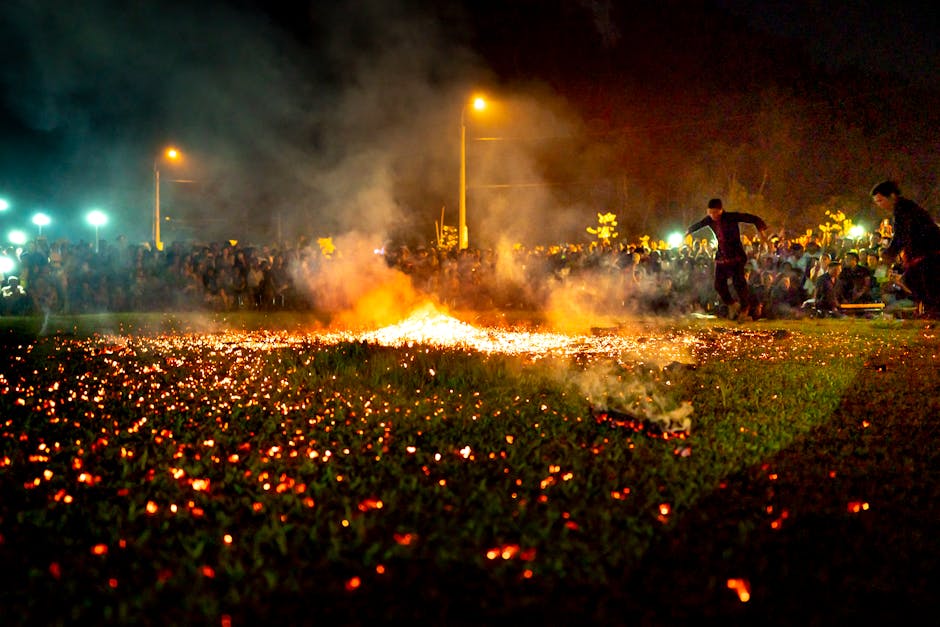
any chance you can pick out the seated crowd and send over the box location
[0,230,918,319]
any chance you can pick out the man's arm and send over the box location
[734,212,768,233]
[686,217,710,235]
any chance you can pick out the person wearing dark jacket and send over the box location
[871,180,940,315]
[686,198,769,320]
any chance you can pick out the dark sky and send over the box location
[1,0,938,247]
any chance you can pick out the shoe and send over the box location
[727,302,742,320]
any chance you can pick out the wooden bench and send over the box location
[839,302,885,313]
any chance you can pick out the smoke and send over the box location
[289,232,431,330]
[552,360,693,434]
[2,0,711,328]
[1,0,632,249]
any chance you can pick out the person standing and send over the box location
[686,198,769,320]
[870,180,940,316]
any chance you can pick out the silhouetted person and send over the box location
[686,198,768,320]
[814,260,843,315]
[837,250,875,303]
[871,180,940,316]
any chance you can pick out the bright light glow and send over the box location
[8,230,27,245]
[472,97,486,111]
[667,232,685,249]
[0,255,14,274]
[87,209,108,227]
[848,224,865,239]
[166,148,180,160]
[0,198,9,211]
[32,213,50,227]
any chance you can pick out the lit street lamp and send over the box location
[154,147,181,251]
[0,254,13,275]
[846,223,867,251]
[32,212,50,237]
[0,198,9,212]
[8,229,27,246]
[87,209,108,253]
[459,96,486,250]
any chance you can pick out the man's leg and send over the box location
[714,265,738,318]
[730,264,752,316]
[904,254,940,316]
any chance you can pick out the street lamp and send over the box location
[32,212,50,237]
[459,95,486,250]
[8,229,27,246]
[0,254,13,275]
[87,209,108,253]
[154,147,181,251]
[0,198,9,212]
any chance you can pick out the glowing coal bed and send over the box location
[54,304,711,435]
[15,304,825,438]
[131,304,704,364]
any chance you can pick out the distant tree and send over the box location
[586,212,619,245]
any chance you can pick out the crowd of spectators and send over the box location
[0,230,919,319]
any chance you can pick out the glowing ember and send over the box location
[727,578,751,602]
[353,303,699,362]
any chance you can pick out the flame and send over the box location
[356,302,698,362]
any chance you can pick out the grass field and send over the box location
[0,311,937,625]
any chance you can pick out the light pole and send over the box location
[154,147,181,251]
[8,229,27,246]
[32,212,50,238]
[459,96,486,250]
[87,209,108,253]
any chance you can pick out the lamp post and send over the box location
[8,229,27,246]
[459,96,486,250]
[154,147,181,251]
[32,212,50,238]
[87,209,108,253]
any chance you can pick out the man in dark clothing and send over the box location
[686,198,769,320]
[871,180,940,315]
[837,250,875,303]
[814,260,843,315]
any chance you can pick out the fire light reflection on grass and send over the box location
[2,304,906,618]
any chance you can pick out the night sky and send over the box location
[1,0,939,248]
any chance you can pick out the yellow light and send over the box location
[472,97,486,111]
[166,148,180,160]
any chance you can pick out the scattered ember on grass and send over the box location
[357,497,383,512]
[485,544,536,561]
[0,308,902,612]
[393,533,416,546]
[727,578,751,602]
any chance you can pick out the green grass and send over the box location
[0,312,937,625]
